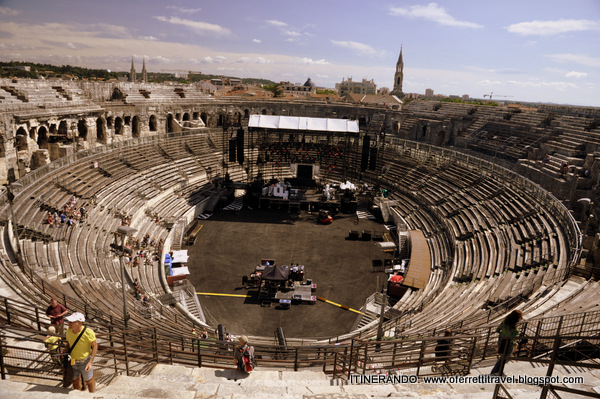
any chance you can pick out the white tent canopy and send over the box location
[248,115,359,133]
[171,250,189,264]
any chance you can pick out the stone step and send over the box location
[4,359,600,398]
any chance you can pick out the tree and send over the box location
[263,83,283,98]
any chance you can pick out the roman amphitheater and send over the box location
[0,78,599,398]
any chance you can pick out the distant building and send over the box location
[336,77,377,96]
[281,77,316,95]
[425,88,434,97]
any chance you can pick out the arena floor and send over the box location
[186,207,390,339]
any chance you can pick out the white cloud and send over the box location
[389,3,482,28]
[139,36,159,41]
[0,43,47,51]
[166,6,202,14]
[478,79,502,86]
[331,40,381,56]
[285,30,301,38]
[144,55,174,65]
[235,57,273,64]
[297,57,330,65]
[153,16,231,35]
[507,19,600,36]
[252,39,261,43]
[546,53,600,68]
[190,56,227,64]
[506,79,577,91]
[266,20,288,28]
[566,71,588,78]
[467,66,521,75]
[0,6,20,16]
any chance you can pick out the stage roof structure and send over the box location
[248,115,359,133]
[262,265,290,281]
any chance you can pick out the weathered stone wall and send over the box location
[0,82,402,184]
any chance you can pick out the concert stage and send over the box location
[185,207,387,338]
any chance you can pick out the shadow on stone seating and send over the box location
[214,369,251,381]
[24,384,72,394]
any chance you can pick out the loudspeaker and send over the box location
[217,324,225,341]
[236,128,244,164]
[369,147,378,170]
[228,139,236,162]
[361,135,370,171]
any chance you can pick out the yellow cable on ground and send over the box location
[316,296,364,315]
[196,292,251,298]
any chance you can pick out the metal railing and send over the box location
[492,334,600,399]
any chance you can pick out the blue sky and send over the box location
[0,0,599,106]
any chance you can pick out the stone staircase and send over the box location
[8,360,597,399]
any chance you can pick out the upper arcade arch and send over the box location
[96,118,106,143]
[115,117,124,135]
[77,119,88,140]
[149,115,158,132]
[15,127,28,151]
[37,126,48,148]
[132,115,140,138]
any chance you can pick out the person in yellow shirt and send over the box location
[44,325,61,366]
[65,312,97,392]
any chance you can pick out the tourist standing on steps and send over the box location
[491,310,523,376]
[46,298,68,336]
[65,312,98,392]
[233,335,256,373]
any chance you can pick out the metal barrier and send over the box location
[492,334,600,399]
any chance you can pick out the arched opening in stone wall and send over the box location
[182,113,190,121]
[29,127,36,140]
[114,117,124,135]
[15,127,28,151]
[261,109,267,115]
[111,87,124,100]
[58,120,68,136]
[166,114,174,133]
[132,116,140,138]
[107,116,114,128]
[37,126,48,148]
[193,112,199,120]
[96,118,106,142]
[233,112,241,125]
[78,119,88,140]
[358,117,368,129]
[435,130,446,146]
[149,115,157,132]
[244,109,250,119]
[200,113,208,126]
[217,114,224,127]
[0,136,5,158]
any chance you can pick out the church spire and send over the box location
[391,46,404,98]
[141,57,147,83]
[129,56,136,83]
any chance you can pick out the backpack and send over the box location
[237,345,256,372]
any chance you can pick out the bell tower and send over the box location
[141,57,148,83]
[391,47,404,98]
[128,56,136,83]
